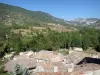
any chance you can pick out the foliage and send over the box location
[0,24,100,55]
[0,66,4,74]
[9,64,29,75]
[0,73,9,75]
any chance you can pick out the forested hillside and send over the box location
[0,3,67,26]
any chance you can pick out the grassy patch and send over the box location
[0,73,9,75]
[59,49,69,55]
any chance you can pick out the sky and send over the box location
[0,0,100,20]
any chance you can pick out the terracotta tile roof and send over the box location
[53,62,67,71]
[4,58,36,72]
[70,71,84,75]
[37,61,67,72]
[65,51,89,64]
[34,72,69,75]
[35,51,64,62]
[74,63,100,73]
[37,62,54,70]
[35,51,55,60]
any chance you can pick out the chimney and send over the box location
[35,52,36,55]
[54,66,58,72]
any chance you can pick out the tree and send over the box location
[95,34,100,52]
[82,33,89,50]
[71,33,82,48]
[65,33,72,49]
[9,34,23,53]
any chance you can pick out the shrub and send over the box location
[9,64,29,75]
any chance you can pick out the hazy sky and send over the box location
[0,0,100,20]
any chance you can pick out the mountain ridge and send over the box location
[0,3,68,26]
[0,3,100,29]
[68,18,100,26]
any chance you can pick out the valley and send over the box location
[0,2,100,75]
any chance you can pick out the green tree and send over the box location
[82,33,89,50]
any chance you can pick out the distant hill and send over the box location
[0,3,67,26]
[94,20,100,28]
[68,18,100,26]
